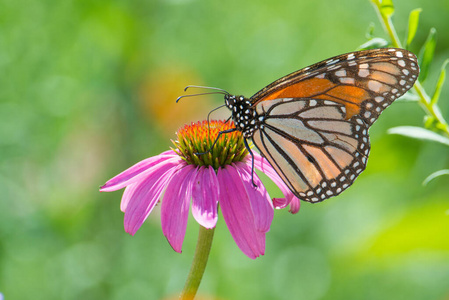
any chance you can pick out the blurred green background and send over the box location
[1,0,449,299]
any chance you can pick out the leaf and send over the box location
[357,38,389,50]
[431,59,449,105]
[396,90,420,102]
[379,0,395,18]
[418,28,437,82]
[388,126,449,146]
[406,8,422,48]
[423,169,449,186]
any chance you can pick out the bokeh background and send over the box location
[1,0,449,299]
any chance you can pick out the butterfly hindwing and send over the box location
[252,98,369,202]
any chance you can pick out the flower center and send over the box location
[173,120,248,170]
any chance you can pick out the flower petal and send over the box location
[251,152,301,213]
[191,166,219,229]
[161,165,196,253]
[123,161,180,235]
[217,165,265,259]
[121,182,137,212]
[100,150,179,192]
[235,162,273,232]
[272,197,289,210]
[288,198,300,214]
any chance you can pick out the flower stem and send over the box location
[371,0,449,136]
[180,226,215,300]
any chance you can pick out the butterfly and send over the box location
[179,48,419,203]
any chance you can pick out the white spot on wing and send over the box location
[358,69,369,77]
[326,58,340,65]
[340,77,355,84]
[327,64,341,71]
[368,80,382,92]
[335,70,347,77]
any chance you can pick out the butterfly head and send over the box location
[224,94,258,138]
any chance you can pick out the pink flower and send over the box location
[100,120,300,259]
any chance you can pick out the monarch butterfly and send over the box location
[180,48,419,203]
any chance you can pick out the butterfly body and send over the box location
[225,95,258,138]
[223,48,419,203]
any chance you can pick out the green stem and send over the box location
[180,226,215,300]
[371,0,449,136]
[371,0,401,48]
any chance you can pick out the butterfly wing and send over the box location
[251,48,419,126]
[250,48,419,202]
[252,98,369,202]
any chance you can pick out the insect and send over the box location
[179,48,419,203]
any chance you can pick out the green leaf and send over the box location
[418,27,437,82]
[423,169,449,186]
[379,0,395,18]
[357,38,389,50]
[396,90,420,102]
[431,59,449,105]
[406,8,422,48]
[388,126,449,146]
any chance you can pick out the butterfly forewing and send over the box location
[248,48,418,203]
[251,48,419,126]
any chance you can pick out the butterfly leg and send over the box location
[243,138,257,188]
[195,128,238,156]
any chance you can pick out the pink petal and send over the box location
[217,165,265,259]
[272,197,289,210]
[191,166,219,229]
[252,152,301,212]
[288,198,300,214]
[161,165,196,253]
[121,183,137,212]
[235,162,273,232]
[100,150,179,192]
[123,161,180,235]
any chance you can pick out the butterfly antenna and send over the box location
[176,85,230,103]
[184,85,230,94]
[176,92,227,103]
